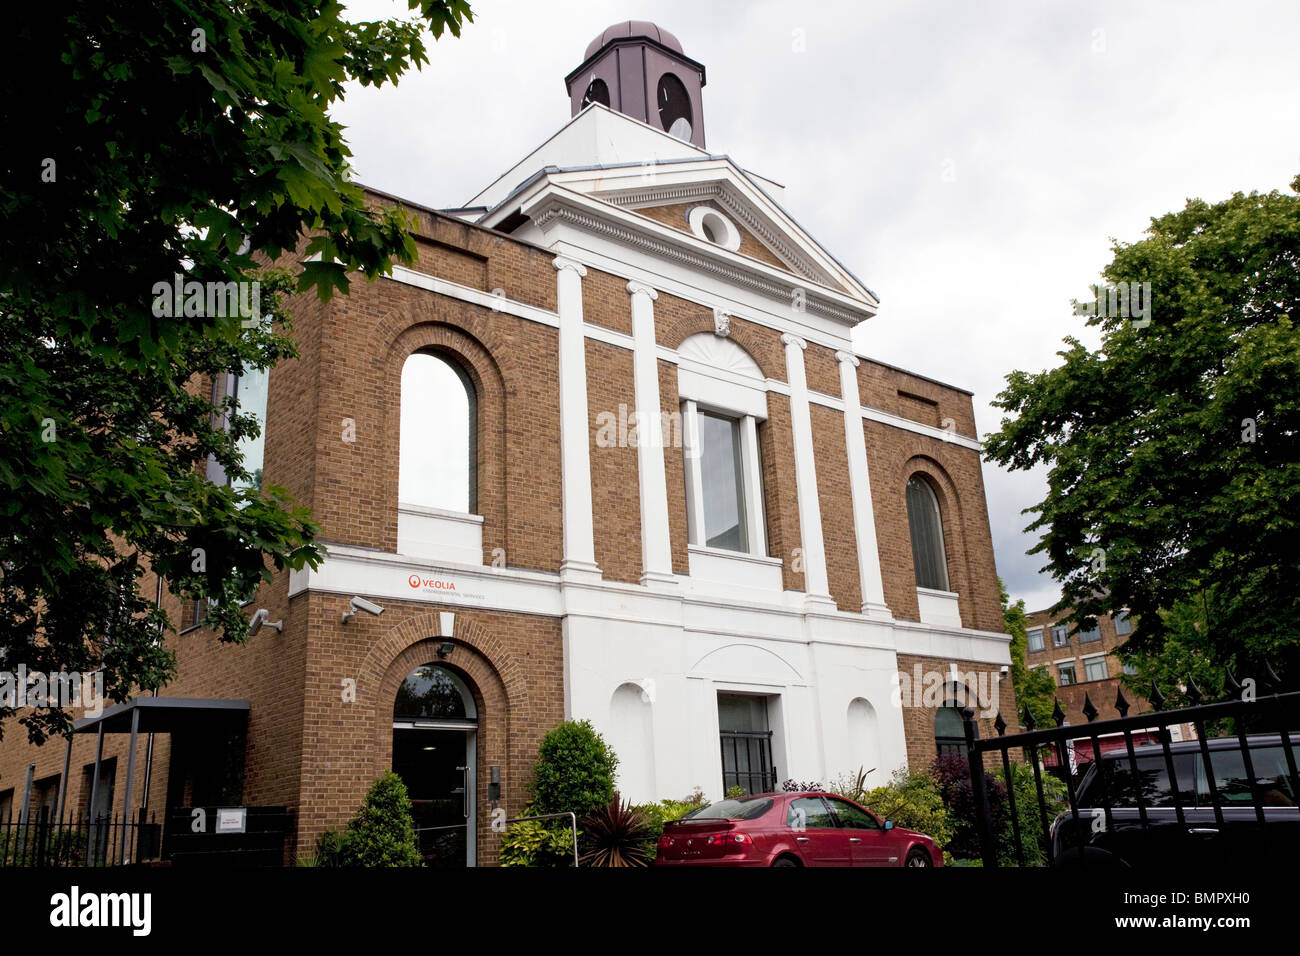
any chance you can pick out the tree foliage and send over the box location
[339,771,423,867]
[985,174,1300,680]
[528,719,619,819]
[0,1,473,743]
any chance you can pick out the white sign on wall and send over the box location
[216,807,247,834]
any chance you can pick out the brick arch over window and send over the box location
[899,457,977,627]
[654,301,785,382]
[376,305,509,558]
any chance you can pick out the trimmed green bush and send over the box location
[338,771,423,867]
[529,719,618,819]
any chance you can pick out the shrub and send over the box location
[995,760,1068,866]
[633,789,706,860]
[529,719,618,820]
[338,771,422,867]
[499,813,575,867]
[780,778,823,792]
[932,753,1065,865]
[853,766,954,853]
[298,828,349,867]
[579,795,652,867]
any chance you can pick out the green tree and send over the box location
[339,771,423,867]
[985,174,1300,682]
[528,719,618,819]
[1000,579,1056,729]
[1118,593,1233,711]
[0,1,473,744]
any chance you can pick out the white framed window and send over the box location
[1051,625,1069,647]
[1027,627,1045,652]
[1084,656,1109,682]
[682,401,766,556]
[399,351,476,513]
[1057,661,1077,686]
[1114,610,1132,636]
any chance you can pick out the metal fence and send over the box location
[961,667,1300,867]
[0,806,161,867]
[720,729,777,795]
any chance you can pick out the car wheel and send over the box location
[771,855,801,867]
[905,848,932,868]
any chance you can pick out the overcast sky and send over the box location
[332,0,1300,613]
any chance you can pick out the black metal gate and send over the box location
[720,730,777,795]
[961,668,1300,867]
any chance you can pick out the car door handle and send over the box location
[1188,827,1219,835]
[795,836,809,842]
[849,837,862,843]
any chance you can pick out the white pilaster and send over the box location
[627,280,676,589]
[836,351,891,619]
[781,333,834,609]
[554,256,600,580]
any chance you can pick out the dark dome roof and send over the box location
[584,21,683,60]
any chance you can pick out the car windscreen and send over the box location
[681,798,774,821]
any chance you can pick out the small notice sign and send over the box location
[216,807,247,834]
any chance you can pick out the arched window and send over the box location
[934,705,965,756]
[906,476,949,591]
[393,664,477,721]
[399,352,476,513]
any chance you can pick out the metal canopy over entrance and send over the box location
[65,697,250,862]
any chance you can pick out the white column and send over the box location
[781,333,834,609]
[554,256,600,580]
[836,350,891,619]
[627,281,676,589]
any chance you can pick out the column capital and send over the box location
[781,332,807,351]
[626,280,659,301]
[553,256,587,278]
[835,350,860,368]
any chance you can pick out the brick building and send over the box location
[1025,606,1194,754]
[0,22,1014,866]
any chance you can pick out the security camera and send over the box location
[341,595,385,624]
[1000,665,1010,676]
[248,608,283,635]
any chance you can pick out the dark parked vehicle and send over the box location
[654,791,943,867]
[1050,733,1299,867]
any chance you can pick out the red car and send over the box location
[654,791,943,867]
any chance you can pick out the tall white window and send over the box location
[683,403,765,556]
[906,476,949,591]
[399,352,476,513]
[698,411,747,551]
[230,366,268,494]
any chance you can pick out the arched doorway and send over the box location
[392,663,478,867]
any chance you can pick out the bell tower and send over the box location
[564,21,707,149]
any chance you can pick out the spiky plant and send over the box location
[578,795,652,867]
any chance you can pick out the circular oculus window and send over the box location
[688,206,741,252]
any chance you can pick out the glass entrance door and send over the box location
[392,727,475,867]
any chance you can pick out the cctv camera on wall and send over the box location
[341,595,385,624]
[248,607,283,635]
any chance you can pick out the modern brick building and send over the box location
[1024,606,1194,756]
[0,22,1015,866]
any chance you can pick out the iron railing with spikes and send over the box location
[960,665,1300,867]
